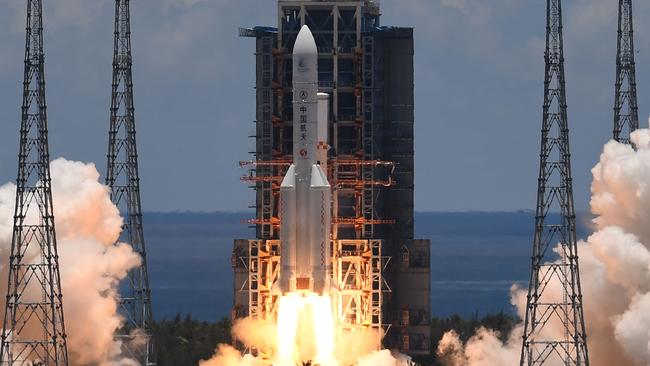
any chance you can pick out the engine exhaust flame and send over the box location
[275,293,336,366]
[201,291,412,366]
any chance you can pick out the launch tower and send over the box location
[613,0,639,144]
[519,1,590,365]
[106,0,155,364]
[0,1,70,364]
[233,0,430,356]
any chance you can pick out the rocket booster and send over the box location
[279,25,332,295]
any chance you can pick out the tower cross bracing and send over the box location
[106,0,155,364]
[0,1,70,365]
[613,0,639,144]
[520,1,590,365]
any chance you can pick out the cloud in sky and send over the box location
[0,0,648,212]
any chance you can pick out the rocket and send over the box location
[278,25,332,295]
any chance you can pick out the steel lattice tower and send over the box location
[0,1,70,365]
[520,1,590,365]
[613,0,639,144]
[106,0,155,364]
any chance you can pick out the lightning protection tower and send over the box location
[0,1,70,365]
[613,0,639,144]
[520,1,590,365]
[106,0,155,364]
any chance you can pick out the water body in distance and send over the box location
[144,211,593,321]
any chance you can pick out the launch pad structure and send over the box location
[233,0,431,357]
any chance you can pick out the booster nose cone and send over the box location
[294,25,317,58]
[293,25,318,100]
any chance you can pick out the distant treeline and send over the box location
[416,312,519,365]
[152,312,518,366]
[152,315,232,366]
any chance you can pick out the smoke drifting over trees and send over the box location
[438,129,650,366]
[3,138,650,366]
[0,159,142,365]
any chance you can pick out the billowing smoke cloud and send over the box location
[0,158,142,365]
[437,129,650,366]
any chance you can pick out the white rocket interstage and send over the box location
[278,25,332,295]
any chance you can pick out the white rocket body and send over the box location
[279,25,332,295]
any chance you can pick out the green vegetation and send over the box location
[152,314,231,366]
[151,312,518,366]
[431,311,518,345]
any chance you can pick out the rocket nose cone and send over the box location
[294,25,317,56]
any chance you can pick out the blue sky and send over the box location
[0,0,649,212]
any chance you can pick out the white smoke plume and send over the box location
[437,128,650,366]
[0,158,142,365]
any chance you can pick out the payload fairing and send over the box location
[278,25,332,295]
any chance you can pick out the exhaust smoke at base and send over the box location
[0,158,145,365]
[437,127,650,366]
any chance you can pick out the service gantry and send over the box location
[520,1,590,365]
[613,0,639,144]
[0,1,70,365]
[106,0,155,364]
[234,0,431,357]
